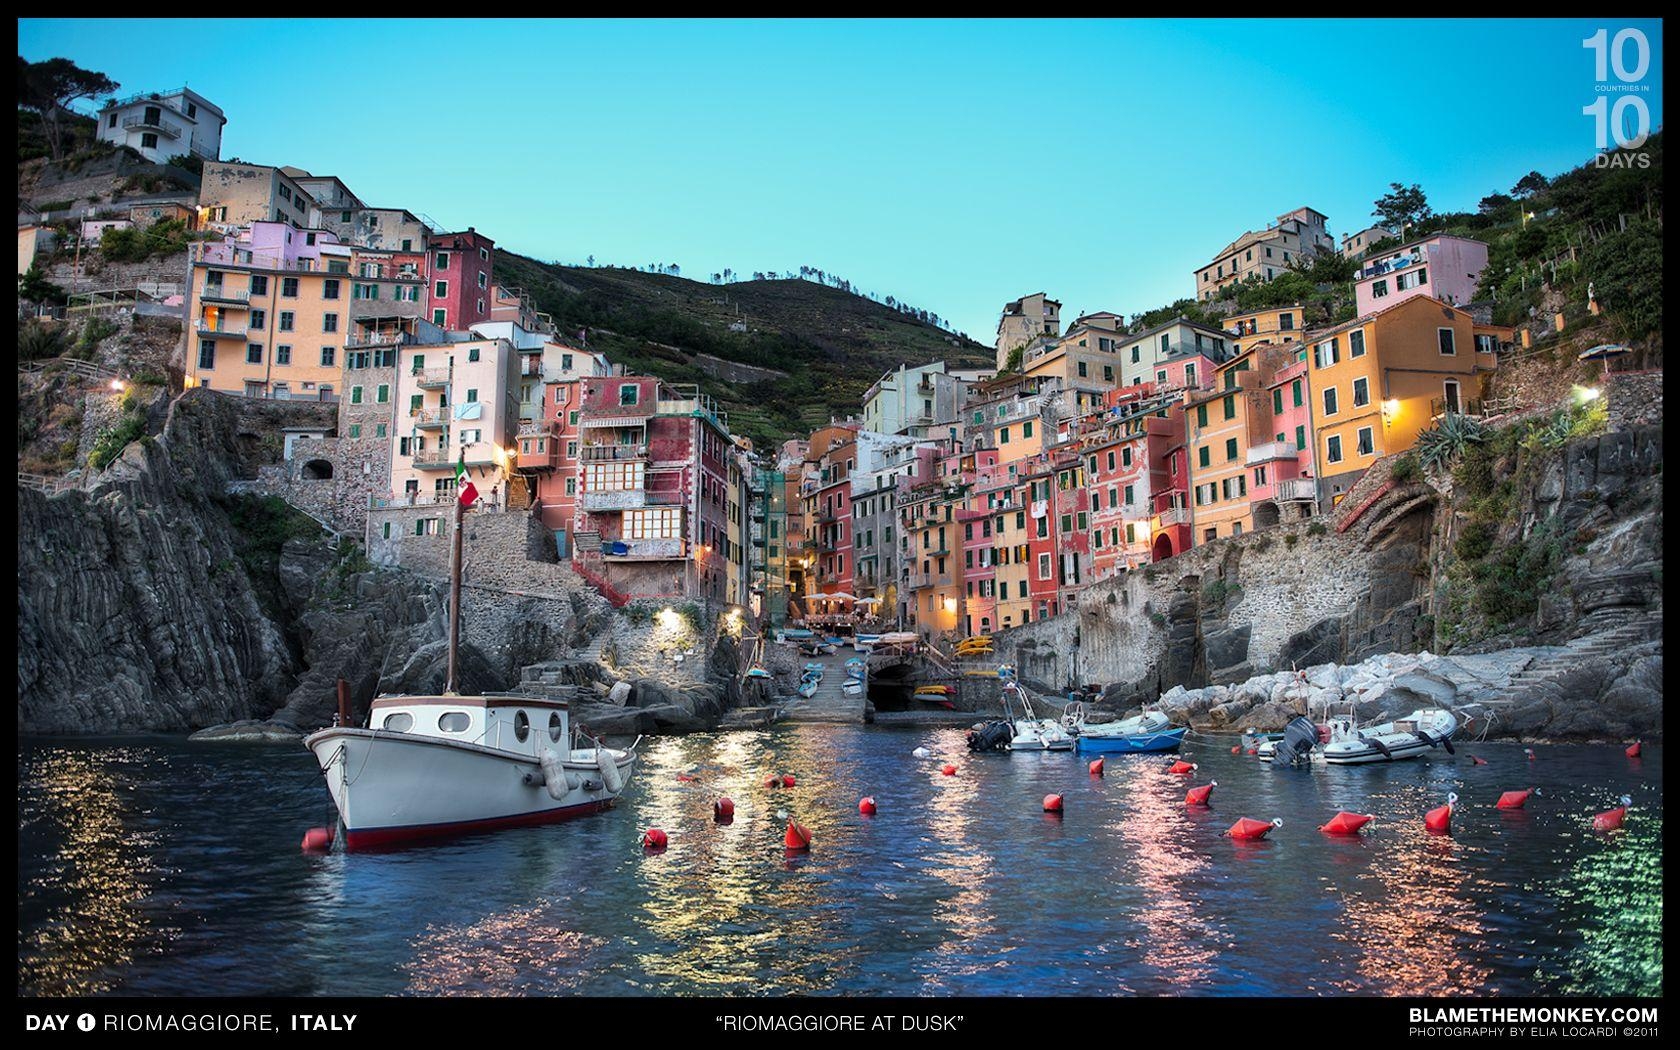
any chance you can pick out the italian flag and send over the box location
[455,451,479,508]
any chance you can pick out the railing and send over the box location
[191,244,322,272]
[1430,397,1484,418]
[1157,506,1190,527]
[198,285,250,304]
[579,443,647,462]
[1359,253,1423,280]
[19,357,118,381]
[1245,440,1296,465]
[517,421,555,439]
[410,408,447,428]
[580,489,647,512]
[122,114,182,139]
[1276,478,1317,502]
[346,329,412,348]
[18,472,76,495]
[412,368,450,387]
[194,320,247,338]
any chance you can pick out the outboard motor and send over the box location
[1273,715,1320,767]
[967,720,1015,753]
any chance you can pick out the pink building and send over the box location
[426,229,495,331]
[1249,347,1319,525]
[1354,234,1488,316]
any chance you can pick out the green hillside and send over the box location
[493,254,993,449]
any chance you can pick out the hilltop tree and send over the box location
[1479,192,1516,215]
[1512,170,1550,198]
[1373,182,1432,234]
[17,56,118,162]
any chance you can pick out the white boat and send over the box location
[1001,680,1074,752]
[304,493,635,851]
[1064,701,1173,740]
[1259,707,1459,765]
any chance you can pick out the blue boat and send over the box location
[1075,726,1189,754]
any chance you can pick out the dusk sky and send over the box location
[20,18,1665,342]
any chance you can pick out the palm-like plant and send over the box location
[1416,412,1487,473]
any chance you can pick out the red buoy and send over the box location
[1319,811,1374,836]
[764,774,781,789]
[941,764,957,776]
[1246,747,1258,756]
[782,774,797,788]
[1227,817,1281,841]
[1230,745,1241,754]
[784,821,812,850]
[1496,788,1538,810]
[676,772,700,782]
[1470,755,1488,765]
[1185,781,1216,807]
[1168,760,1197,775]
[1525,748,1537,761]
[713,796,735,821]
[1424,792,1458,834]
[641,828,668,850]
[300,827,333,853]
[1043,793,1064,813]
[1592,795,1633,831]
[1626,741,1642,759]
[1089,758,1104,776]
[859,796,877,816]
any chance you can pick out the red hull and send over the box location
[341,799,613,851]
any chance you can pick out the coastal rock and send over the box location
[1233,700,1295,732]
[187,719,306,744]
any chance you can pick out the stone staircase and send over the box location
[778,650,870,723]
[1506,607,1662,690]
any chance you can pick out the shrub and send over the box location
[19,319,68,360]
[1416,412,1488,472]
[1306,521,1327,537]
[79,315,118,349]
[1454,521,1496,561]
[87,412,147,470]
[1389,453,1420,484]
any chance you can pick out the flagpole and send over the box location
[446,490,463,694]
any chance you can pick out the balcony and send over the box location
[410,408,448,430]
[1246,440,1296,465]
[579,443,647,462]
[1430,397,1483,419]
[1359,253,1424,280]
[411,453,473,471]
[518,420,556,440]
[581,489,647,512]
[346,328,413,349]
[413,368,450,389]
[906,571,953,590]
[122,114,182,139]
[601,537,684,560]
[194,321,247,339]
[1157,506,1190,527]
[198,285,250,305]
[1277,478,1318,502]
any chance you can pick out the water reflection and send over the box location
[1115,765,1222,991]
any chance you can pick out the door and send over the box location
[1443,379,1462,415]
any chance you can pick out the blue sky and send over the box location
[20,18,1664,342]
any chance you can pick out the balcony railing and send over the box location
[1157,506,1190,527]
[905,571,953,590]
[198,285,250,305]
[581,489,647,512]
[412,368,450,388]
[191,244,322,272]
[517,421,555,439]
[122,114,182,139]
[410,408,447,429]
[1359,253,1424,280]
[579,443,647,462]
[1246,440,1296,465]
[194,320,247,338]
[1276,478,1318,502]
[1430,398,1484,419]
[346,329,413,349]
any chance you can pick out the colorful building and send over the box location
[1195,206,1335,302]
[1185,353,1276,544]
[95,87,225,164]
[1117,317,1232,389]
[1354,234,1490,316]
[425,229,495,331]
[994,292,1062,370]
[1248,344,1319,527]
[388,335,520,506]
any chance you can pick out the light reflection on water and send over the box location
[15,730,1664,997]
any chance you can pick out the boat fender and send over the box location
[1246,747,1258,756]
[714,796,735,821]
[784,821,812,850]
[1168,760,1196,775]
[1592,795,1633,831]
[1626,740,1642,758]
[1043,793,1063,813]
[1231,745,1241,754]
[859,796,877,816]
[1227,817,1281,841]
[1185,781,1216,807]
[596,749,624,794]
[941,764,957,776]
[301,826,333,853]
[1319,811,1374,835]
[541,749,581,799]
[1471,755,1488,765]
[1496,788,1538,810]
[1365,735,1394,761]
[1089,758,1104,777]
[782,774,797,788]
[642,828,668,851]
[1424,792,1458,834]
[1525,748,1537,761]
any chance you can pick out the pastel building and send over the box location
[388,335,520,505]
[198,162,315,229]
[995,292,1062,370]
[1224,304,1306,352]
[1354,234,1490,316]
[1341,223,1398,260]
[426,230,495,331]
[95,87,224,164]
[1117,317,1232,389]
[1248,345,1319,526]
[1185,353,1278,544]
[860,361,970,438]
[1195,207,1335,302]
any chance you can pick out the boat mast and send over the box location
[446,493,463,694]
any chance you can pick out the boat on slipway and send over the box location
[304,480,635,851]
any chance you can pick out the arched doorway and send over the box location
[1151,533,1174,561]
[301,459,334,480]
[1252,501,1281,529]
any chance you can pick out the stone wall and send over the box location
[1607,369,1663,430]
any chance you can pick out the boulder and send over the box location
[607,681,633,706]
[188,719,305,744]
[1233,700,1295,732]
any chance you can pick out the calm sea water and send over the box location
[17,727,1662,997]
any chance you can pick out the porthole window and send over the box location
[548,712,563,743]
[514,710,530,743]
[438,711,471,733]
[381,712,413,732]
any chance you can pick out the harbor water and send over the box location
[17,727,1662,997]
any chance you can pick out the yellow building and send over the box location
[185,224,350,400]
[1185,357,1272,544]
[902,469,962,637]
[1021,313,1126,420]
[1224,303,1307,353]
[1307,294,1510,508]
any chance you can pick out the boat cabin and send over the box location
[368,694,571,758]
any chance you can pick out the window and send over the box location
[250,309,266,331]
[437,712,471,733]
[1185,363,1196,386]
[466,388,478,403]
[432,308,447,326]
[1371,278,1389,299]
[281,277,299,298]
[1038,552,1052,580]
[323,313,338,333]
[586,462,645,492]
[246,343,263,364]
[1322,387,1339,416]
[320,346,335,367]
[1313,338,1339,369]
[276,345,291,365]
[435,251,450,270]
[1295,424,1306,451]
[1223,395,1236,420]
[1292,379,1304,407]
[381,712,413,732]
[1198,446,1211,468]
[1195,405,1208,428]
[513,710,530,743]
[434,280,449,299]
[548,712,564,743]
[348,424,361,439]
[351,386,364,405]
[624,507,680,539]
[1225,437,1238,461]
[141,132,158,150]
[1438,328,1457,355]
[197,339,216,370]
[477,271,488,289]
[250,275,268,296]
[1023,421,1033,438]
[323,279,340,300]
[1326,434,1344,464]
[1349,329,1366,357]
[279,311,295,332]
[1357,426,1375,457]
[1273,388,1284,415]
[1352,376,1370,407]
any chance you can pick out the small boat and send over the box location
[990,680,1075,752]
[877,631,918,647]
[853,634,880,651]
[844,658,866,680]
[913,684,956,710]
[744,666,772,680]
[802,661,826,673]
[1066,703,1186,754]
[842,680,865,696]
[796,679,820,699]
[781,628,814,641]
[1260,708,1459,765]
[1076,725,1189,754]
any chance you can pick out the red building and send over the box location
[425,229,495,331]
[523,378,585,553]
